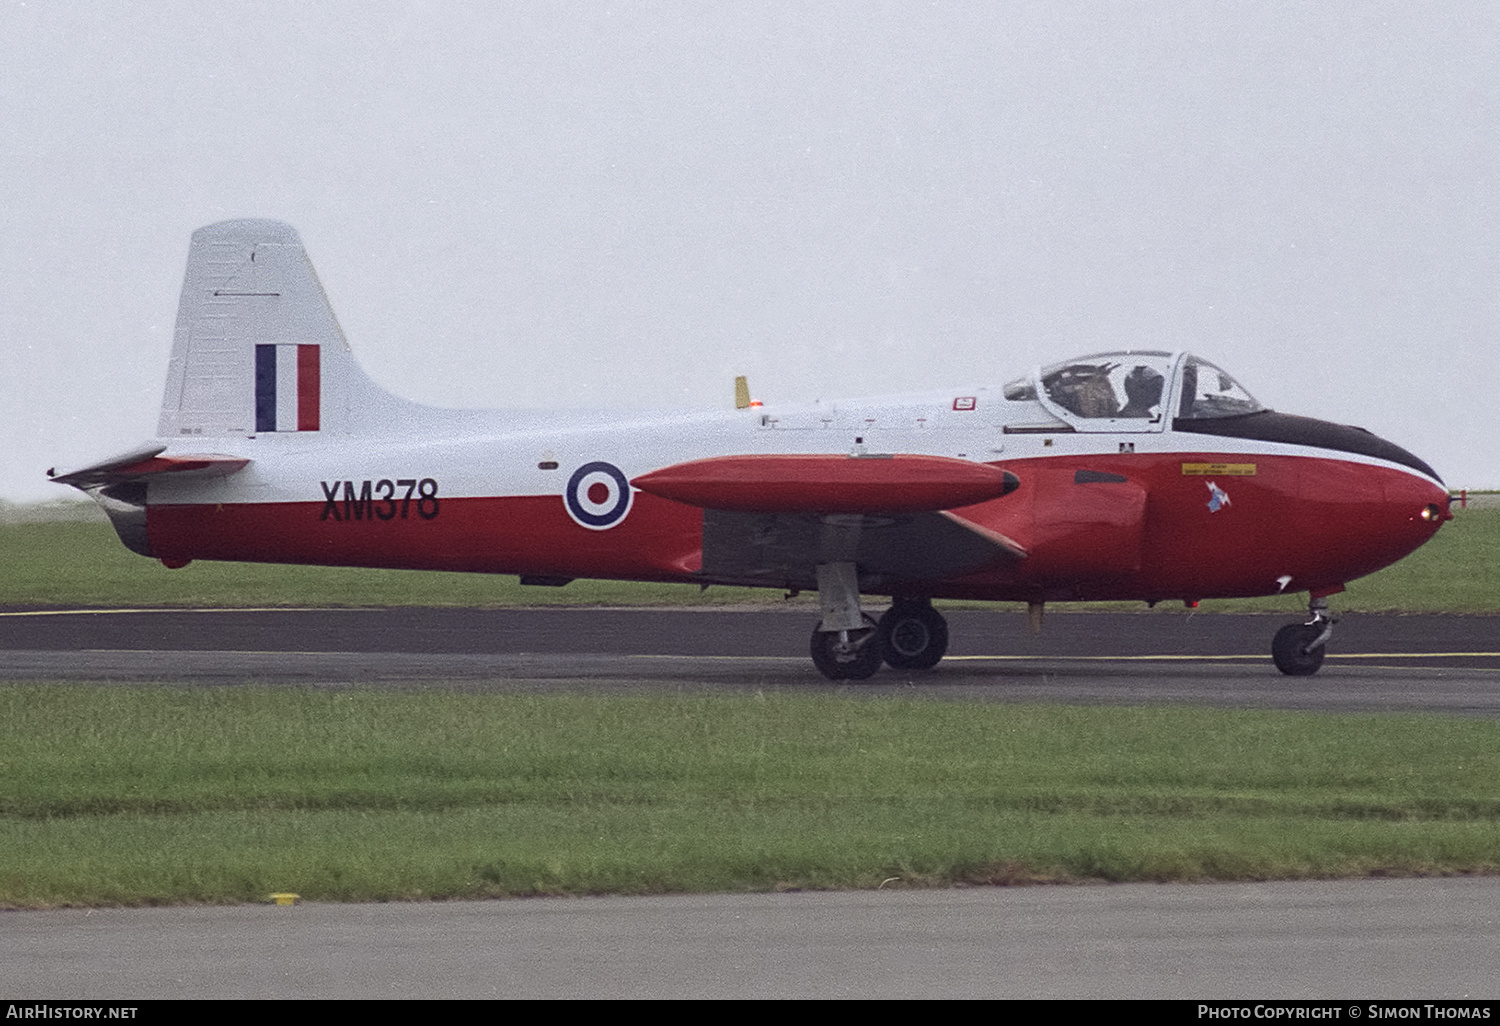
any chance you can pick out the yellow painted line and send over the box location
[946,654,1260,662]
[946,653,1500,662]
[629,654,805,663]
[0,607,374,617]
[51,648,1500,662]
[74,648,385,658]
[1332,665,1500,674]
[1321,652,1500,660]
[67,649,812,661]
[626,653,1500,665]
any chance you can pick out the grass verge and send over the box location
[0,520,788,608]
[4,686,1498,907]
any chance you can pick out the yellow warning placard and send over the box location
[1181,462,1257,476]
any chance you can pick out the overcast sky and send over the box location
[4,1,1497,502]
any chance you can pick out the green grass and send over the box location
[3,509,1498,612]
[0,519,793,609]
[3,686,1499,907]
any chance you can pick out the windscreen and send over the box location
[1176,356,1263,419]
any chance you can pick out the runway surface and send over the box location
[3,606,1500,714]
[5,605,1500,999]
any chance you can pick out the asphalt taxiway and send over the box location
[3,606,1499,714]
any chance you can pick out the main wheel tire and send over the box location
[878,602,949,670]
[809,622,884,681]
[1272,622,1327,676]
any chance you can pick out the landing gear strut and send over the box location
[877,599,949,670]
[809,561,883,681]
[1272,596,1336,676]
[807,564,953,681]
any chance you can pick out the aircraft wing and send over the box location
[634,455,1025,588]
[699,508,1024,587]
[49,445,250,488]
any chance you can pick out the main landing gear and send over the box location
[809,615,884,680]
[877,599,950,670]
[1272,595,1336,676]
[808,562,951,681]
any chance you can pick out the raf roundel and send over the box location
[565,461,633,529]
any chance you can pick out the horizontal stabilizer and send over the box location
[49,446,250,488]
[633,454,1019,514]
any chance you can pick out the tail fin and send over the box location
[157,220,399,439]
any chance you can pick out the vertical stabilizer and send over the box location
[157,220,392,438]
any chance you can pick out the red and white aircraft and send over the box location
[53,220,1452,679]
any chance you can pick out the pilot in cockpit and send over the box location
[1119,365,1164,418]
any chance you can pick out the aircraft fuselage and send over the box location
[137,396,1447,606]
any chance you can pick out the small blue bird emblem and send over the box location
[1206,480,1231,513]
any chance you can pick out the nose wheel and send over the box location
[877,600,949,670]
[1272,597,1336,676]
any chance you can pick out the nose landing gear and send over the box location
[1272,595,1336,676]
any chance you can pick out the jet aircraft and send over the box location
[52,220,1452,680]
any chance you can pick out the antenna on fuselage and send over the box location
[734,376,761,409]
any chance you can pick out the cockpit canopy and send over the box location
[1003,351,1263,431]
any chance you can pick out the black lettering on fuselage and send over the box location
[319,479,440,521]
[343,479,373,521]
[320,480,342,521]
[375,479,397,520]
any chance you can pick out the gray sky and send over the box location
[5,1,1497,502]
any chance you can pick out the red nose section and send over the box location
[632,454,1020,514]
[1294,463,1451,590]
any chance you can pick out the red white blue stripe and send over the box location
[255,344,320,432]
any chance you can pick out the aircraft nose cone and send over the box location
[1387,470,1453,524]
[1284,451,1450,590]
[1361,465,1451,574]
